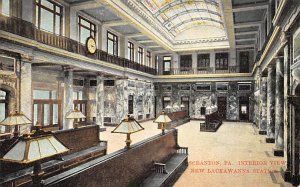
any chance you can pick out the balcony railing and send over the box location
[0,15,157,75]
[157,66,241,75]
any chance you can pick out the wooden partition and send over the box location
[53,125,100,154]
[44,129,179,187]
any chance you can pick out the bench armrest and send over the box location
[154,162,168,174]
[177,146,188,154]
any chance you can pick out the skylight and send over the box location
[140,0,226,41]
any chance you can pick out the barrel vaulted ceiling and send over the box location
[140,0,226,40]
[67,0,267,53]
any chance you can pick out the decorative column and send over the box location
[96,75,104,127]
[274,57,284,156]
[259,77,267,135]
[20,55,33,134]
[63,67,73,129]
[266,65,276,143]
[210,52,215,73]
[192,53,197,73]
[283,39,292,181]
[116,79,126,122]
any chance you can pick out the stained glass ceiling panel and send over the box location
[140,0,224,37]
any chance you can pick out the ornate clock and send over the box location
[86,36,97,54]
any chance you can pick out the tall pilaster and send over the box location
[210,52,215,73]
[20,56,32,134]
[266,65,276,143]
[283,38,292,181]
[63,68,74,129]
[116,79,126,122]
[96,75,104,127]
[259,77,267,135]
[274,57,284,156]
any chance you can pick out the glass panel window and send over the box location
[33,90,50,100]
[2,0,10,16]
[128,41,134,61]
[43,104,49,126]
[138,47,144,64]
[0,90,6,100]
[128,95,134,114]
[215,53,228,70]
[163,56,171,75]
[34,104,38,125]
[197,54,210,70]
[146,51,151,67]
[180,55,192,71]
[36,0,62,35]
[107,31,118,56]
[78,16,96,44]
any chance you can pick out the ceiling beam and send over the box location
[148,46,162,49]
[70,0,103,11]
[236,38,257,42]
[127,33,145,38]
[139,40,153,44]
[235,31,258,36]
[232,2,268,12]
[236,44,256,49]
[102,20,129,27]
[234,21,261,28]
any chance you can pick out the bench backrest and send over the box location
[205,111,220,124]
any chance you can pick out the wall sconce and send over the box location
[0,111,32,137]
[66,108,86,128]
[111,115,144,149]
[0,126,69,187]
[154,111,172,135]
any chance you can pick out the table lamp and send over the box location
[154,111,172,135]
[0,126,69,187]
[66,108,86,128]
[111,115,144,149]
[0,111,32,137]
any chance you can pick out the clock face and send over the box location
[86,37,96,54]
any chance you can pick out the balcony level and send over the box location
[0,14,157,76]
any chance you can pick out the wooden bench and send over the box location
[200,111,222,132]
[0,125,107,187]
[141,147,188,187]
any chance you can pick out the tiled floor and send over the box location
[100,120,293,187]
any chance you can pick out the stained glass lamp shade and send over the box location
[0,127,68,186]
[112,115,144,148]
[0,111,32,137]
[0,111,31,126]
[154,111,172,135]
[66,108,86,128]
[1,135,68,164]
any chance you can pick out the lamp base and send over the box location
[31,161,45,187]
[125,134,132,149]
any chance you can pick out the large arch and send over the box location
[0,83,16,114]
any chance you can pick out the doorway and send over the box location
[181,96,190,115]
[0,90,9,133]
[217,97,227,120]
[239,96,249,121]
[240,51,249,73]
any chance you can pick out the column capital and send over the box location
[63,66,74,72]
[20,54,34,62]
